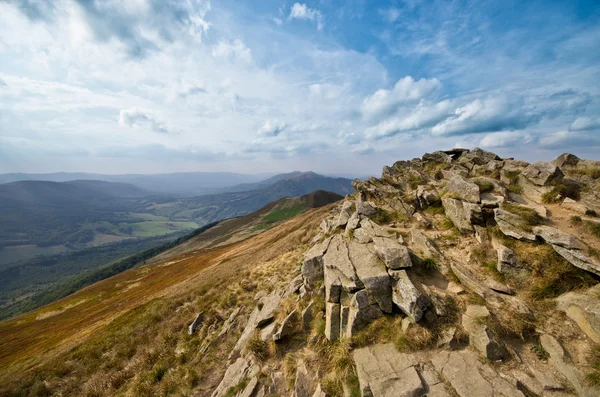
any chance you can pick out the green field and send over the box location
[117,221,199,237]
[0,245,69,266]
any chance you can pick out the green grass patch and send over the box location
[567,168,600,180]
[501,203,543,226]
[263,203,307,223]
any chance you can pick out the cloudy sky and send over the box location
[0,0,599,175]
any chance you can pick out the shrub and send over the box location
[571,215,582,224]
[542,180,582,204]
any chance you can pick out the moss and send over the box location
[473,179,494,193]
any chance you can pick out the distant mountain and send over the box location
[0,172,274,196]
[64,180,153,198]
[217,171,305,193]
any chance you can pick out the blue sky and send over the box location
[0,0,599,175]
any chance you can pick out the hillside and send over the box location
[2,149,600,397]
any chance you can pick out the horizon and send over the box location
[1,0,599,175]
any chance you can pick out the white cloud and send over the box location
[272,17,283,26]
[119,108,169,134]
[479,131,533,148]
[257,120,287,137]
[380,8,401,22]
[289,3,323,30]
[570,116,600,131]
[361,76,441,119]
[211,39,252,64]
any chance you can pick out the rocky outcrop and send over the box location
[416,185,439,209]
[552,245,600,277]
[493,208,536,241]
[188,312,204,335]
[462,305,507,360]
[211,357,259,397]
[441,198,482,233]
[302,237,332,287]
[372,237,412,270]
[389,270,430,322]
[445,175,480,203]
[533,225,584,249]
[495,245,518,274]
[522,161,564,186]
[348,241,392,313]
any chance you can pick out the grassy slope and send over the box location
[0,205,332,393]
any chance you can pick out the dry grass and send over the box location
[501,203,544,226]
[0,205,333,396]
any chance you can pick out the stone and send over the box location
[217,307,241,338]
[353,344,425,397]
[423,150,453,164]
[533,226,584,250]
[389,270,430,322]
[323,235,362,291]
[356,201,378,218]
[348,241,393,313]
[256,291,282,327]
[432,350,523,397]
[353,228,373,244]
[411,228,440,257]
[450,262,501,304]
[211,357,259,397]
[273,310,298,341]
[413,212,431,228]
[462,305,507,360]
[302,237,332,287]
[445,175,481,203]
[372,237,412,270]
[188,312,204,335]
[496,245,518,273]
[474,225,490,244]
[343,291,384,338]
[556,284,600,344]
[312,385,327,397]
[324,267,342,303]
[561,197,590,215]
[457,147,501,166]
[260,322,278,341]
[442,198,483,233]
[484,277,515,295]
[416,185,439,208]
[293,360,313,397]
[493,208,537,241]
[552,245,600,277]
[336,201,355,228]
[359,218,390,238]
[345,211,361,235]
[522,161,564,186]
[553,153,580,168]
[325,302,341,342]
[285,275,304,297]
[512,370,544,396]
[302,301,316,330]
[436,327,461,350]
[480,192,505,208]
[238,376,259,397]
[446,281,465,295]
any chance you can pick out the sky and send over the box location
[0,0,599,175]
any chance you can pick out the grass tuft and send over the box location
[246,333,269,363]
[501,203,543,226]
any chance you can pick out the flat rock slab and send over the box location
[302,237,332,286]
[348,240,393,313]
[353,344,425,397]
[324,234,362,290]
[533,226,584,250]
[389,270,430,322]
[442,198,482,233]
[462,305,507,361]
[211,357,259,397]
[445,175,480,203]
[552,245,600,277]
[432,350,524,397]
[493,208,536,241]
[556,284,600,344]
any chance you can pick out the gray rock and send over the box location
[462,305,507,360]
[480,192,505,208]
[336,201,355,228]
[389,270,430,322]
[217,307,241,338]
[211,357,259,397]
[474,225,490,244]
[496,245,517,273]
[372,237,412,270]
[302,237,332,287]
[323,235,362,291]
[450,262,501,304]
[522,161,564,186]
[436,327,461,350]
[293,360,313,397]
[423,151,453,164]
[413,212,432,229]
[256,291,282,327]
[285,275,304,297]
[353,344,425,397]
[260,321,278,341]
[345,211,361,235]
[556,284,600,344]
[442,198,483,233]
[493,208,537,241]
[445,175,481,203]
[431,350,523,397]
[302,301,315,330]
[343,291,384,338]
[484,277,514,295]
[238,376,259,397]
[416,185,439,208]
[356,201,378,218]
[359,218,390,238]
[188,312,204,335]
[552,245,600,277]
[533,225,584,250]
[561,197,590,215]
[348,241,393,313]
[273,310,298,341]
[353,228,373,244]
[411,228,440,257]
[325,302,341,342]
[553,153,580,168]
[457,147,501,165]
[324,267,342,303]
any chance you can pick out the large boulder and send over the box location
[442,198,483,233]
[348,241,393,313]
[456,147,501,166]
[493,208,536,241]
[533,226,584,250]
[552,153,580,168]
[416,185,439,208]
[356,201,378,218]
[335,201,355,228]
[372,237,412,270]
[462,305,507,361]
[423,151,452,164]
[445,175,481,203]
[323,235,362,291]
[521,161,564,186]
[302,237,332,286]
[343,290,384,338]
[389,270,430,322]
[353,344,425,397]
[552,245,600,277]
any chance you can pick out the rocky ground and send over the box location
[206,149,600,397]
